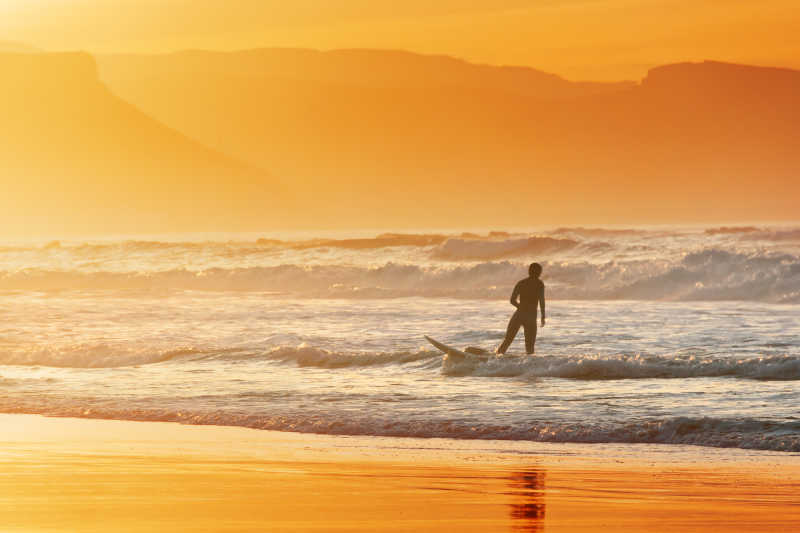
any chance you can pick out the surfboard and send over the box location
[424,336,492,362]
[425,336,524,361]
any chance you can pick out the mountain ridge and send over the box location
[95,49,800,227]
[2,48,797,233]
[100,47,635,99]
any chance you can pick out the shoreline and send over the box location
[2,414,798,532]
[4,403,799,454]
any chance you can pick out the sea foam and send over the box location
[1,248,797,302]
[3,397,798,452]
[4,342,798,381]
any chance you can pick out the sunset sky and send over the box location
[1,0,799,80]
[2,0,799,235]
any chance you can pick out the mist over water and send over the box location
[1,226,799,451]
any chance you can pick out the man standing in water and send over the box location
[497,263,546,355]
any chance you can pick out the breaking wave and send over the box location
[742,229,800,242]
[4,342,797,381]
[263,345,440,369]
[1,248,798,302]
[265,346,800,381]
[441,352,800,380]
[432,236,579,260]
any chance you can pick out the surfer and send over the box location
[496,263,546,355]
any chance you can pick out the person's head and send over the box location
[529,262,543,278]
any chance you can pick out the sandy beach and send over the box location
[1,414,797,532]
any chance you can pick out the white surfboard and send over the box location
[425,336,524,361]
[424,336,492,362]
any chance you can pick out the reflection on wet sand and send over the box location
[509,469,546,532]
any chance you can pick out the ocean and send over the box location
[1,226,798,451]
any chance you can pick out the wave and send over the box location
[265,346,800,381]
[270,347,800,381]
[2,398,797,452]
[8,233,452,254]
[550,227,646,237]
[5,341,798,381]
[705,226,760,235]
[432,237,579,260]
[6,232,584,257]
[0,342,442,370]
[442,352,800,380]
[742,229,800,242]
[4,225,799,255]
[1,248,798,302]
[263,345,440,369]
[0,343,212,368]
[0,262,523,296]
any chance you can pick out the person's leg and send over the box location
[522,318,538,354]
[497,312,522,354]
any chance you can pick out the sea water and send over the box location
[1,226,798,451]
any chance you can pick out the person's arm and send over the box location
[510,282,520,308]
[540,283,546,326]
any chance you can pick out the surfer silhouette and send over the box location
[497,263,546,355]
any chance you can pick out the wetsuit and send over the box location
[497,277,545,354]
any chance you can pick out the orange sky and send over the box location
[1,0,799,80]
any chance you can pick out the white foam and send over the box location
[264,345,440,369]
[2,398,797,452]
[442,352,800,380]
[1,247,797,302]
[2,338,799,379]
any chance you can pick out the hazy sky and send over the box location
[2,0,799,79]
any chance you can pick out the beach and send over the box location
[1,229,798,531]
[4,6,800,531]
[2,414,798,532]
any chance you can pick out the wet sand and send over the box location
[1,414,798,532]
